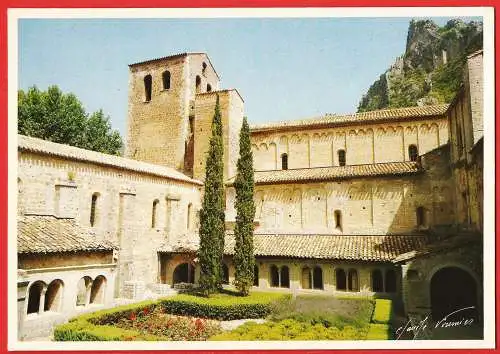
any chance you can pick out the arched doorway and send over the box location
[430,267,478,320]
[172,263,195,285]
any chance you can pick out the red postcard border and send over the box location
[1,1,497,353]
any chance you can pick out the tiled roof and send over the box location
[393,233,480,263]
[128,52,221,79]
[18,135,203,186]
[250,104,449,133]
[227,162,422,185]
[18,215,117,254]
[159,233,429,262]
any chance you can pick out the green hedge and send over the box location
[366,323,392,340]
[160,292,287,320]
[371,299,393,324]
[54,292,287,341]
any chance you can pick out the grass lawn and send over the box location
[210,295,376,340]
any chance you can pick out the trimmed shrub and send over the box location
[371,299,393,324]
[209,319,369,341]
[160,292,287,320]
[366,323,392,340]
[54,292,286,341]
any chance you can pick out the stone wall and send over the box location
[17,262,116,340]
[126,54,220,172]
[193,90,244,181]
[18,150,202,296]
[251,118,448,171]
[226,148,453,235]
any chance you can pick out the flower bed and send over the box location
[54,291,287,341]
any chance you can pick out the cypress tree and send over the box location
[198,95,225,295]
[233,117,256,296]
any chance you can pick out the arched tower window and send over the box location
[334,210,342,231]
[144,74,152,102]
[195,75,202,93]
[90,193,100,227]
[162,70,171,90]
[202,62,207,74]
[152,199,159,228]
[281,153,288,170]
[207,84,212,92]
[338,149,346,166]
[408,144,418,162]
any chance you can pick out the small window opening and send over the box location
[334,210,342,230]
[144,74,152,102]
[206,84,212,92]
[152,199,159,228]
[162,71,171,90]
[408,144,418,162]
[187,203,193,231]
[90,193,99,227]
[281,153,288,170]
[195,75,202,93]
[202,62,207,74]
[338,149,346,166]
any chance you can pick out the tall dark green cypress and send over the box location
[233,117,256,296]
[198,95,225,295]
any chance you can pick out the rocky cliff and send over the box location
[357,19,483,112]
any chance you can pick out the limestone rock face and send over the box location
[358,19,483,112]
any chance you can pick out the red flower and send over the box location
[143,307,150,315]
[195,318,205,331]
[129,312,137,321]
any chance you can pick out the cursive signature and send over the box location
[396,306,476,340]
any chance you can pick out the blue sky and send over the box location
[18,16,481,139]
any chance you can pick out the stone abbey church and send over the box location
[16,50,484,339]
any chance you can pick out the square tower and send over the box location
[125,53,220,174]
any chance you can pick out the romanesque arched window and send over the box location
[270,265,280,287]
[44,279,63,312]
[90,193,100,227]
[27,281,46,314]
[313,266,323,289]
[334,210,342,231]
[280,266,290,288]
[90,275,107,304]
[162,70,171,90]
[371,269,383,292]
[416,206,425,227]
[385,269,397,293]
[207,84,212,92]
[281,153,288,170]
[144,74,152,102]
[338,149,346,166]
[195,75,202,93]
[76,276,92,307]
[202,62,207,74]
[152,199,159,228]
[335,268,347,291]
[408,144,418,162]
[348,269,359,292]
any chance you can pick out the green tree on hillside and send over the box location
[233,117,256,296]
[198,95,226,295]
[18,85,123,155]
